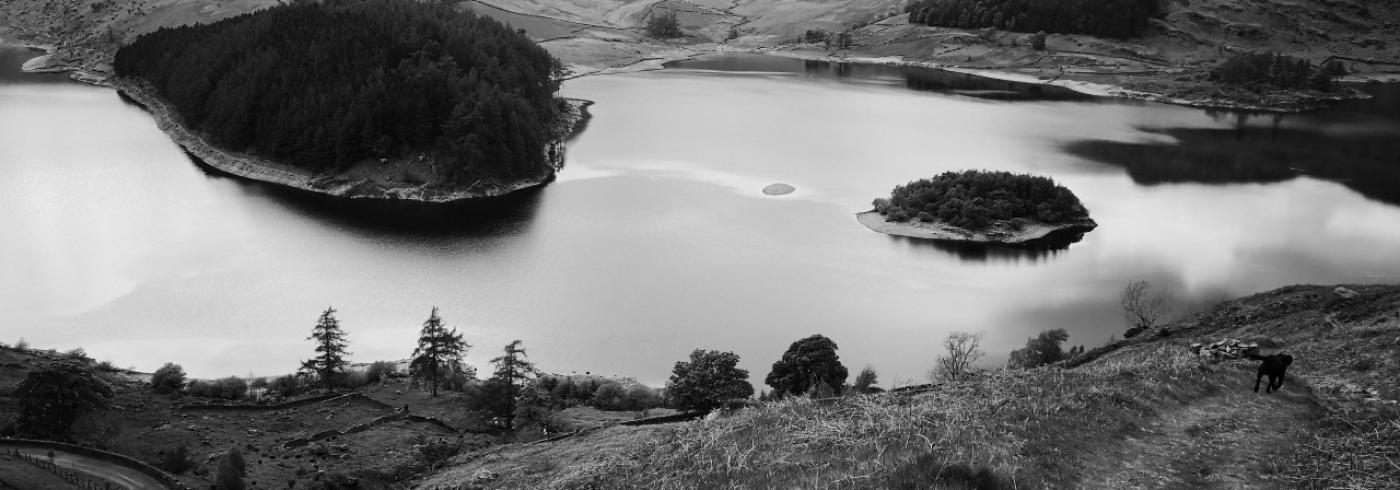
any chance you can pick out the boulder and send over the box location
[1334,286,1358,299]
[472,469,499,482]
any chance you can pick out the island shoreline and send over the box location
[109,78,593,203]
[856,210,1098,246]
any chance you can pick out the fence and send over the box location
[0,440,189,490]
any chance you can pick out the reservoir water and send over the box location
[3,47,1398,385]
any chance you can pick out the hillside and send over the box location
[6,0,1397,110]
[417,284,1400,489]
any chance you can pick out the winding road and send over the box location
[0,442,172,490]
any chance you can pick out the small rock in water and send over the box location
[762,183,795,196]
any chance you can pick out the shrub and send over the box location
[645,11,682,38]
[852,366,880,394]
[160,444,195,474]
[65,347,92,362]
[216,447,246,490]
[188,377,248,400]
[591,382,628,410]
[267,374,307,398]
[1007,329,1070,369]
[365,361,398,383]
[151,362,187,395]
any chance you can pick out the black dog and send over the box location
[1250,353,1294,393]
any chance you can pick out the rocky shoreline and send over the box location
[760,49,1374,114]
[111,78,592,202]
[855,210,1098,245]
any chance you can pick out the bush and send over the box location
[65,347,92,362]
[365,361,398,383]
[151,362,187,395]
[160,444,195,474]
[1007,329,1070,369]
[216,447,246,490]
[267,374,307,398]
[1030,31,1047,50]
[645,11,682,38]
[188,377,248,400]
[590,382,628,410]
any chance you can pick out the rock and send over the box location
[472,469,499,482]
[1124,326,1146,338]
[762,183,795,196]
[704,411,720,421]
[1334,286,1358,299]
[307,443,329,457]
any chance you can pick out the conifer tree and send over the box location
[301,307,350,392]
[409,307,469,397]
[490,340,537,427]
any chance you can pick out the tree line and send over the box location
[1211,52,1348,92]
[905,0,1161,39]
[1,279,1176,443]
[873,170,1091,230]
[113,0,563,181]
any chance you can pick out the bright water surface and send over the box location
[3,48,1399,384]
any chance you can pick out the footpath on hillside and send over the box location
[1079,366,1324,489]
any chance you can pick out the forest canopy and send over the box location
[905,0,1161,39]
[873,170,1090,230]
[114,0,563,181]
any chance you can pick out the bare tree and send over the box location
[934,332,985,381]
[1121,280,1173,336]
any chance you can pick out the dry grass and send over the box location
[421,345,1224,489]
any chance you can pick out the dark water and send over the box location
[4,48,1399,386]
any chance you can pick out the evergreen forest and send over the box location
[905,0,1161,39]
[114,0,564,181]
[873,170,1090,230]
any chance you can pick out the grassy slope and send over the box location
[0,351,490,490]
[419,284,1400,489]
[0,454,83,490]
[4,0,1397,108]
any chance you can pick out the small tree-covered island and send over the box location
[858,170,1097,245]
[112,0,589,201]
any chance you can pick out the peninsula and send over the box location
[859,170,1097,245]
[110,0,586,202]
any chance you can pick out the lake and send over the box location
[3,48,1398,386]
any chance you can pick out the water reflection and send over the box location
[884,232,1078,263]
[220,170,545,239]
[1065,124,1400,206]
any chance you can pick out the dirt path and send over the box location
[1079,373,1324,489]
